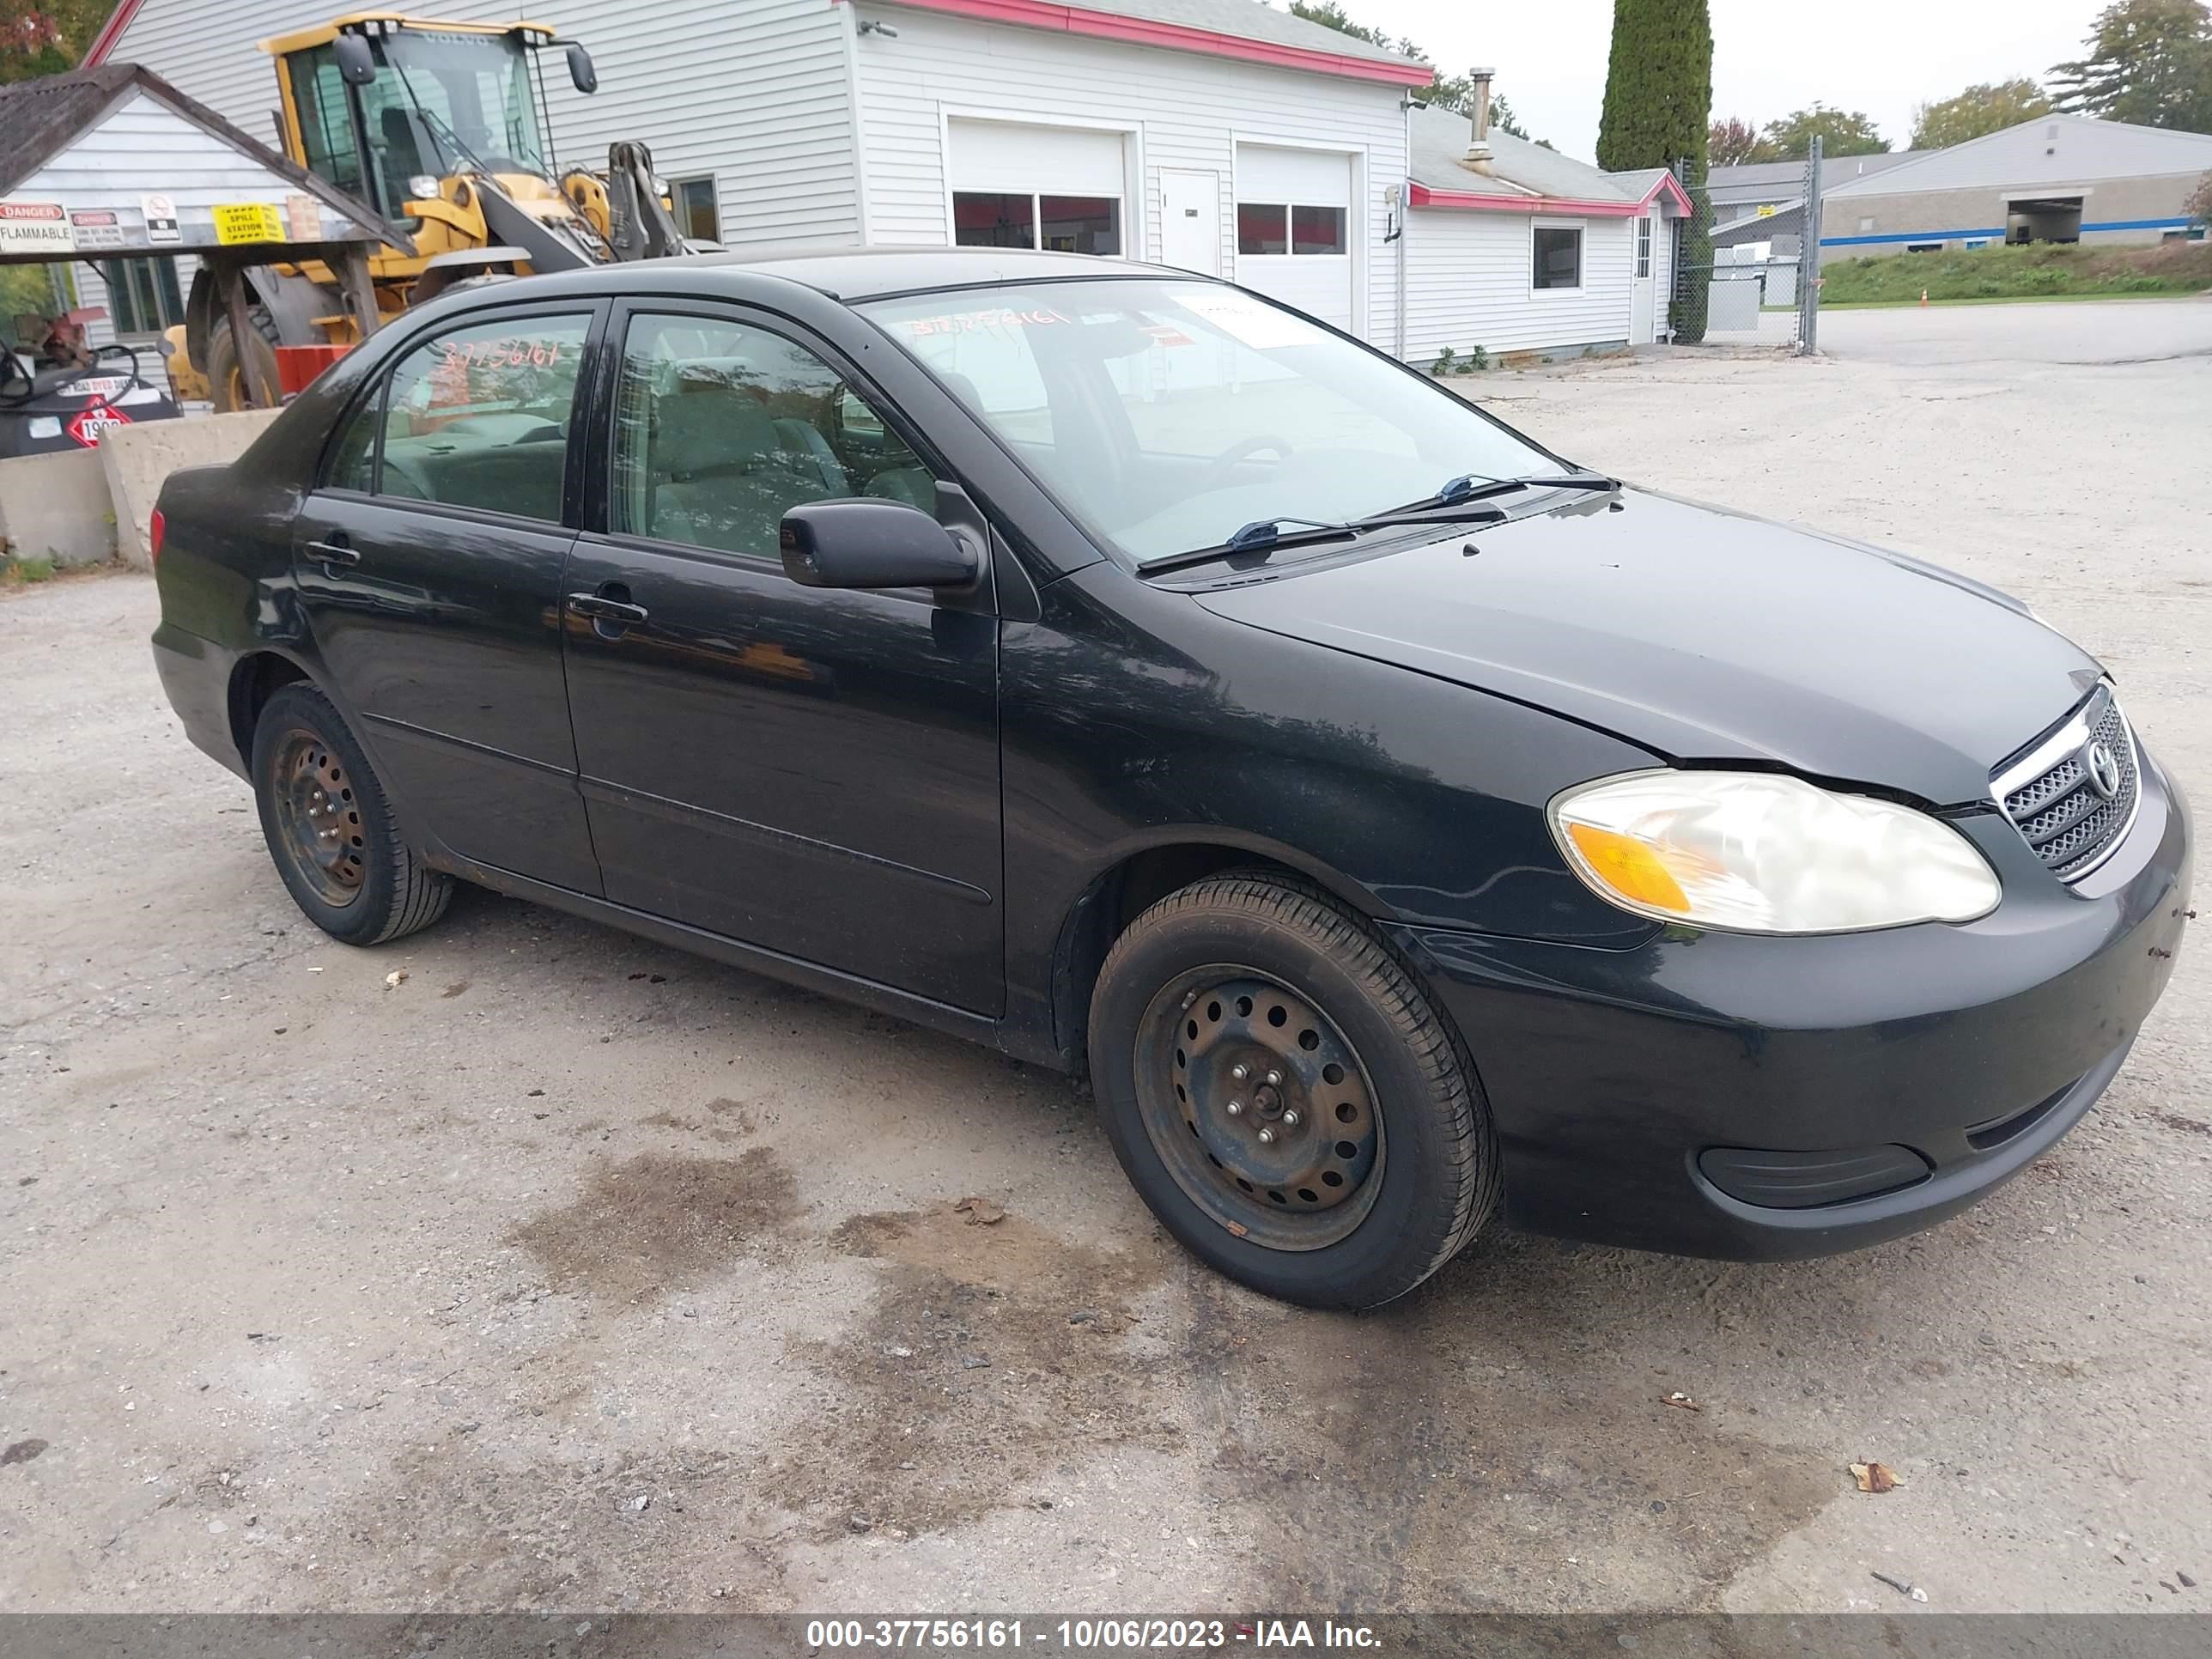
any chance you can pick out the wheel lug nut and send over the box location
[1256,1127,1276,1145]
[1282,1109,1300,1127]
[1266,1070,1283,1087]
[1224,1099,1243,1116]
[1231,1064,1248,1082]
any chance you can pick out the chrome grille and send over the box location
[1995,689,2139,881]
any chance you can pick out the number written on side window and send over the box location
[610,312,933,557]
[373,313,591,522]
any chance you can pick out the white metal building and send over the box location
[78,0,1682,362]
[1816,115,2212,259]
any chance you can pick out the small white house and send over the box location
[1401,100,1691,364]
[82,0,1684,365]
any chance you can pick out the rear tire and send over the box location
[1089,872,1499,1309]
[250,683,452,946]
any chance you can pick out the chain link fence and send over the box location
[1672,138,1825,352]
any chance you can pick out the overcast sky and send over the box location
[1332,0,2099,162]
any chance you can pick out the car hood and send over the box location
[1192,488,2104,806]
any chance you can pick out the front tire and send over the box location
[251,683,452,945]
[1090,872,1500,1309]
[204,306,282,413]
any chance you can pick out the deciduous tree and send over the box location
[1708,116,1773,166]
[1759,103,1889,159]
[1909,79,2053,149]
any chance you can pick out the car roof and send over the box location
[511,245,1184,305]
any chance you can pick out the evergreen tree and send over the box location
[2050,0,2212,132]
[1597,0,1714,340]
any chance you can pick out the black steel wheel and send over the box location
[1137,971,1383,1250]
[267,728,368,908]
[251,682,453,946]
[1091,871,1500,1309]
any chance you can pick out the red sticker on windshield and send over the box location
[899,307,1072,337]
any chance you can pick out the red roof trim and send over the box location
[866,0,1436,85]
[1410,173,1693,217]
[82,0,146,64]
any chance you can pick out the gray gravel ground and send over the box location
[2,299,2206,1615]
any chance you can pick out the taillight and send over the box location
[149,507,165,565]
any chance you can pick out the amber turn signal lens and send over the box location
[1565,823,1691,915]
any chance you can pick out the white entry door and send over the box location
[1630,213,1656,342]
[1158,168,1222,276]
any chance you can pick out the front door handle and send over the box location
[565,591,649,624]
[305,538,360,568]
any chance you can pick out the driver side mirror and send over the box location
[332,33,376,87]
[780,499,980,592]
[565,42,599,94]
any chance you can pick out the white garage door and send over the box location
[948,119,1126,256]
[1234,144,1355,331]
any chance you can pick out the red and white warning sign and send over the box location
[0,200,74,254]
[66,404,133,448]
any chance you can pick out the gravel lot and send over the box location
[3,300,2206,1615]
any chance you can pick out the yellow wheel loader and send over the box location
[172,10,701,409]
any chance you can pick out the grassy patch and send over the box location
[1818,240,2212,305]
[1,555,58,586]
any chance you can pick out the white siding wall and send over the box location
[1402,208,1638,362]
[1652,208,1675,337]
[854,5,1408,343]
[97,0,861,252]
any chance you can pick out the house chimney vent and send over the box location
[1463,68,1496,173]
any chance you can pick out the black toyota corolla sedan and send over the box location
[149,248,2190,1308]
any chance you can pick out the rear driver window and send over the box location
[374,313,591,522]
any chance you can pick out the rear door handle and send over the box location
[565,591,649,623]
[305,538,360,568]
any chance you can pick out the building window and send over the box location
[1964,237,1992,251]
[1904,241,1943,254]
[1532,225,1583,290]
[952,191,1119,255]
[99,258,184,335]
[671,177,719,243]
[1635,215,1653,278]
[1237,203,1346,256]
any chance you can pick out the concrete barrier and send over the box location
[0,447,116,567]
[102,408,284,567]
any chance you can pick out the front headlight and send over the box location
[1549,771,2001,934]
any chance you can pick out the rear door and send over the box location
[559,301,1005,1014]
[290,303,604,893]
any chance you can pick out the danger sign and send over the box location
[0,200,74,254]
[66,404,133,448]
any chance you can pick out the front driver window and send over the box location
[610,313,933,557]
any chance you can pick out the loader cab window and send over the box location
[288,48,369,203]
[291,29,549,219]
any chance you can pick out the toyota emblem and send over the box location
[2083,739,2122,799]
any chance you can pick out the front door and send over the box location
[290,304,603,893]
[1631,214,1656,342]
[1159,168,1222,276]
[560,304,1005,1014]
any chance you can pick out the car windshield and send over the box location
[860,278,1561,564]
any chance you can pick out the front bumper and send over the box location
[1387,752,2191,1260]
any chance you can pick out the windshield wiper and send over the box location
[1395,470,1620,515]
[1140,507,1516,574]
